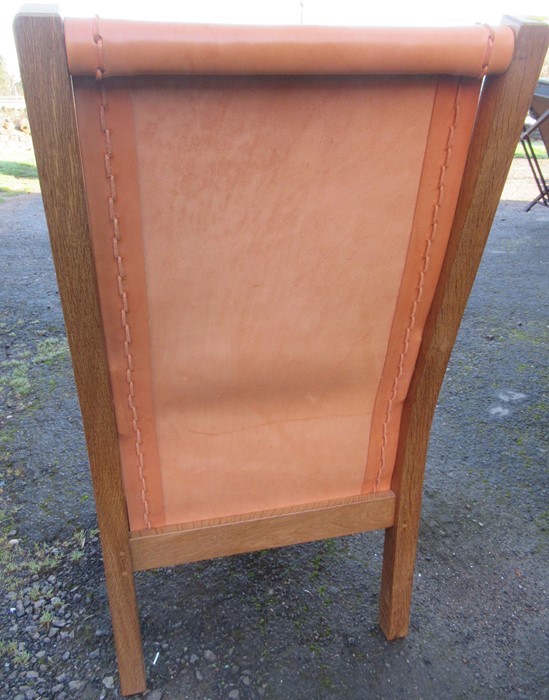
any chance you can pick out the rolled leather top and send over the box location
[64,18,515,78]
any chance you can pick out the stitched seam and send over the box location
[479,25,495,78]
[373,81,463,492]
[92,16,106,80]
[94,30,152,529]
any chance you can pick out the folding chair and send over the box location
[13,10,548,695]
[521,79,549,210]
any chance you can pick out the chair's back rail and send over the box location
[64,19,514,77]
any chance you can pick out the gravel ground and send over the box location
[0,158,548,699]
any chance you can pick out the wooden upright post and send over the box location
[379,18,549,639]
[13,11,147,693]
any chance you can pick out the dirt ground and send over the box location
[0,159,548,699]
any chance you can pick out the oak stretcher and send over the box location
[13,10,548,695]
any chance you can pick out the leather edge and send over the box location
[64,19,515,78]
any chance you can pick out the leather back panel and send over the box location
[73,64,481,532]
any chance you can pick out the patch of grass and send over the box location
[27,586,43,602]
[27,543,62,575]
[0,640,31,667]
[69,528,87,561]
[0,639,18,656]
[0,336,69,405]
[39,609,53,629]
[0,426,16,447]
[508,323,548,346]
[0,149,39,200]
[0,359,31,398]
[13,647,31,666]
[35,337,69,364]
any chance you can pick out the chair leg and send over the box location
[378,516,421,639]
[101,543,147,695]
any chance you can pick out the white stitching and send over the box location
[92,31,152,527]
[373,81,463,492]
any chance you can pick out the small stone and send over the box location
[51,686,63,694]
[52,618,66,628]
[204,650,217,664]
[68,680,84,691]
[36,651,46,659]
[241,676,251,686]
[48,626,59,637]
[102,676,114,689]
[62,651,70,661]
[147,691,163,700]
[39,664,48,673]
[95,628,109,638]
[89,649,100,659]
[8,538,20,548]
[48,576,56,584]
[228,691,240,700]
[189,653,199,665]
[26,670,39,680]
[195,669,203,682]
[25,691,37,700]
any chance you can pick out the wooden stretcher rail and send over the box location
[130,491,396,571]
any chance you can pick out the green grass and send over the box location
[514,139,547,159]
[0,360,31,398]
[36,337,69,364]
[0,148,40,201]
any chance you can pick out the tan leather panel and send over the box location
[128,75,437,525]
[70,54,484,530]
[72,79,165,531]
[64,18,514,78]
[363,77,481,494]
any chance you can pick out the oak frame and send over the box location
[13,10,548,695]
